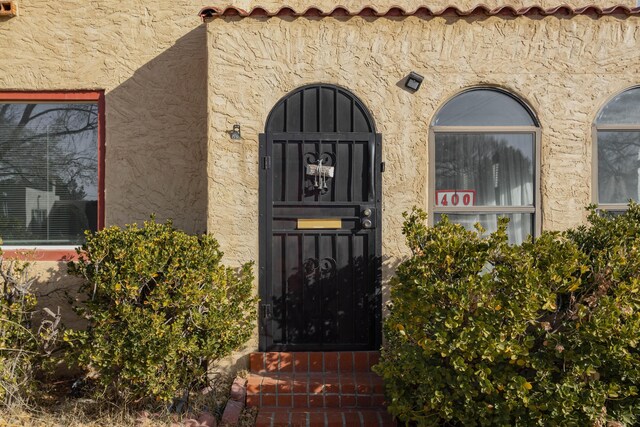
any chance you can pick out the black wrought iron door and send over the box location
[259,84,382,351]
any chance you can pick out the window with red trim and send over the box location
[0,92,104,252]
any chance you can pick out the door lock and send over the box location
[360,207,375,229]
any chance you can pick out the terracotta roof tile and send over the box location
[199,4,640,19]
[0,1,17,17]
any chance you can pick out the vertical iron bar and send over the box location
[350,236,355,345]
[300,89,304,133]
[332,233,338,344]
[283,141,288,201]
[298,142,303,204]
[368,138,375,202]
[350,99,355,132]
[282,233,287,343]
[333,88,337,132]
[283,99,287,133]
[301,232,306,342]
[331,141,337,200]
[315,140,320,202]
[317,86,321,132]
[349,142,354,202]
[315,233,321,344]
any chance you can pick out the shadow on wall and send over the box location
[106,25,208,234]
[381,254,401,316]
[25,262,85,332]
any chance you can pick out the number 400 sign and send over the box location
[435,190,476,207]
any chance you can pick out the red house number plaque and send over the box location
[435,190,476,207]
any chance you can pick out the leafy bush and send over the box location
[0,251,61,407]
[375,206,640,426]
[64,219,257,403]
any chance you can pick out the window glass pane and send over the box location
[598,209,625,217]
[435,133,534,207]
[433,89,536,126]
[434,213,533,245]
[597,131,640,204]
[0,102,98,245]
[595,87,640,125]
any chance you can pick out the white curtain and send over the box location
[435,133,534,244]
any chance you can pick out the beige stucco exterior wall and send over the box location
[1,0,213,232]
[0,0,212,324]
[206,14,640,281]
[0,0,638,358]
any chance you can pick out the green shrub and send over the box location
[0,252,61,407]
[64,219,257,403]
[375,206,640,426]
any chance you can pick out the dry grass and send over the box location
[1,400,144,427]
[0,373,236,427]
[237,406,258,427]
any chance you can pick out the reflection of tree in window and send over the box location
[595,86,640,209]
[0,103,98,244]
[597,132,640,204]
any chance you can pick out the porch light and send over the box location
[405,72,424,92]
[230,124,241,140]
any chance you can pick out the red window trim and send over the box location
[0,90,105,261]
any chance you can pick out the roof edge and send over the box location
[199,4,640,19]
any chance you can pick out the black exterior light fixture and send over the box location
[405,72,424,92]
[230,123,242,140]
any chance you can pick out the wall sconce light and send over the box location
[404,72,424,92]
[230,124,242,140]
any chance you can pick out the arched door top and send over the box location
[266,84,376,134]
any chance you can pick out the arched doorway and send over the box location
[259,84,382,351]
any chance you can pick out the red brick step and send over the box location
[255,407,397,427]
[249,352,395,426]
[246,372,385,408]
[250,351,380,374]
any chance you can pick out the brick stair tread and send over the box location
[246,371,386,408]
[247,372,384,394]
[255,407,397,427]
[250,351,380,374]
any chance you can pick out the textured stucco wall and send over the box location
[1,0,210,233]
[206,14,640,276]
[1,0,639,356]
[0,0,211,324]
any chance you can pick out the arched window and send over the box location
[430,88,540,244]
[594,86,640,213]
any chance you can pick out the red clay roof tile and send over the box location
[199,4,640,19]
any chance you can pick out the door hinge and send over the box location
[262,156,271,169]
[262,304,272,319]
[381,162,386,172]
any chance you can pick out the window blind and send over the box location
[0,102,98,245]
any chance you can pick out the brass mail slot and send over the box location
[297,218,342,229]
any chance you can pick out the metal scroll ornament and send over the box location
[303,257,337,278]
[305,152,335,193]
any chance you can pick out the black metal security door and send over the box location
[259,84,382,351]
